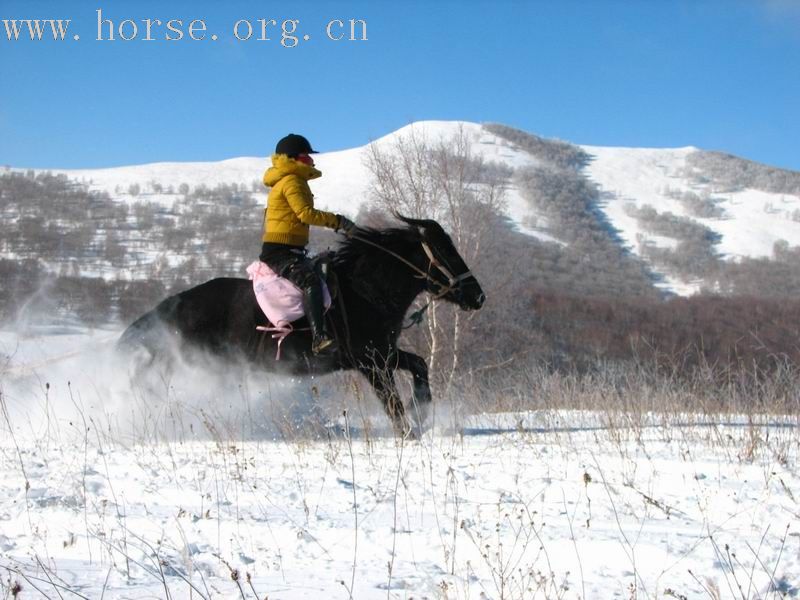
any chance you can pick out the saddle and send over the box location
[246,259,333,330]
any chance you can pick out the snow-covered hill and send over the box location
[13,120,800,296]
[40,121,548,243]
[583,144,800,294]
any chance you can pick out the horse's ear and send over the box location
[393,213,439,237]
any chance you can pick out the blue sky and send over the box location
[1,0,799,170]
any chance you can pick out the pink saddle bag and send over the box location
[246,261,331,357]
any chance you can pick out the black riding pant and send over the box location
[259,242,319,290]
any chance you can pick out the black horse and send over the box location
[118,215,485,435]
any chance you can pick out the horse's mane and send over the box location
[332,225,421,269]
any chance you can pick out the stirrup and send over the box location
[312,335,337,355]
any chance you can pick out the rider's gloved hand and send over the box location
[336,215,357,237]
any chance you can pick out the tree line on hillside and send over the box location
[483,123,591,170]
[0,258,168,326]
[487,124,800,297]
[620,198,800,295]
[525,291,800,378]
[663,186,727,219]
[487,124,659,298]
[0,171,266,323]
[686,150,800,195]
[623,203,720,280]
[713,245,800,297]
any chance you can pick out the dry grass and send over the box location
[2,350,798,599]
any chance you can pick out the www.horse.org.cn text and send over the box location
[1,9,368,47]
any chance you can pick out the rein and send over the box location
[349,233,472,293]
[348,232,473,328]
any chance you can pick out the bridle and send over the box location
[347,233,477,329]
[349,233,474,299]
[420,241,475,296]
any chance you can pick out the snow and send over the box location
[711,188,800,260]
[582,144,800,262]
[1,328,799,598]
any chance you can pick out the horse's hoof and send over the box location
[397,424,420,442]
[410,402,430,433]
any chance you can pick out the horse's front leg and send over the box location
[358,365,413,438]
[396,350,431,431]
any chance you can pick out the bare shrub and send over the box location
[663,188,727,219]
[624,203,720,279]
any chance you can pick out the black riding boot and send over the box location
[302,284,336,355]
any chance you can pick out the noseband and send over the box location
[420,241,474,294]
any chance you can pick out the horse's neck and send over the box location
[388,272,427,317]
[336,240,427,320]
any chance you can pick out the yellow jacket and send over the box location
[261,154,340,246]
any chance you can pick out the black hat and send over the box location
[275,133,318,157]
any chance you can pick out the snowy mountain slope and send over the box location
[53,156,266,198]
[30,121,553,244]
[11,120,800,295]
[582,144,800,293]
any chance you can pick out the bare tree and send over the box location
[364,125,508,385]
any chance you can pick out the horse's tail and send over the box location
[117,310,156,352]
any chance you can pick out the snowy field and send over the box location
[1,329,799,599]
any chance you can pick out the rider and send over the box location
[260,133,356,355]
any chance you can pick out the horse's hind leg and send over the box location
[359,366,412,438]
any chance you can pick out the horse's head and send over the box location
[398,215,486,311]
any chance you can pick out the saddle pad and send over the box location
[246,261,331,328]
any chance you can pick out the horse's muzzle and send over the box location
[461,289,485,311]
